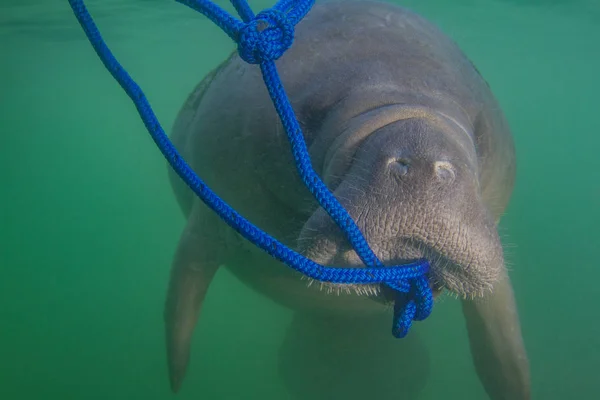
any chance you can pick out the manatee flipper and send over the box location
[164,201,223,392]
[461,270,530,400]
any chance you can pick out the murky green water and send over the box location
[1,0,598,399]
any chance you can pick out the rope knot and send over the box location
[391,275,433,338]
[238,9,294,64]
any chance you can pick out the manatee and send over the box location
[163,1,530,399]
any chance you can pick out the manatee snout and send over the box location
[298,112,504,300]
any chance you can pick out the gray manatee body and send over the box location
[164,1,530,399]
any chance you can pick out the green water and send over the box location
[1,0,598,398]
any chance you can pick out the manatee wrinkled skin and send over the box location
[164,1,530,399]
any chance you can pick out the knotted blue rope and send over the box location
[67,0,434,338]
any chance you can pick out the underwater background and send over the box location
[1,0,599,398]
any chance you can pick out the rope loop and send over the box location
[238,9,294,64]
[67,0,435,339]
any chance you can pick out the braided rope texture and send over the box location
[67,0,434,338]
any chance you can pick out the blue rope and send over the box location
[67,0,434,338]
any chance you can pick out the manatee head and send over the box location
[298,107,504,302]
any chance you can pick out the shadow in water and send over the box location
[279,310,430,400]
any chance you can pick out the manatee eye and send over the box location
[389,157,410,176]
[434,161,456,183]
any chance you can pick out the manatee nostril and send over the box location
[434,161,456,183]
[389,158,410,176]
